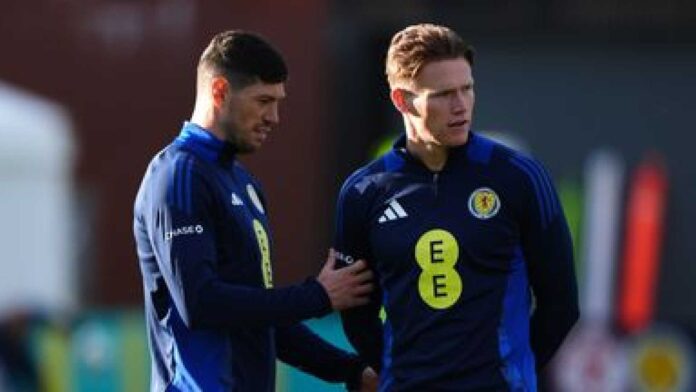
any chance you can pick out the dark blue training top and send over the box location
[134,122,363,391]
[335,132,579,391]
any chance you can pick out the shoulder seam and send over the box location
[508,154,560,229]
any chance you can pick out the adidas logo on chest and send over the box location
[378,199,408,223]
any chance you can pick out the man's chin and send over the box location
[444,130,470,147]
[244,141,267,153]
[235,145,258,154]
[227,138,262,154]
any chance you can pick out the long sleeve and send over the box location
[275,323,366,385]
[513,155,580,370]
[339,298,383,372]
[144,159,331,330]
[333,177,384,371]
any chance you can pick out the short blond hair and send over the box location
[386,23,474,89]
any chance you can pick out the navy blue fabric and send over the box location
[335,132,579,391]
[134,122,359,391]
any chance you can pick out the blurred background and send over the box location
[1,0,695,391]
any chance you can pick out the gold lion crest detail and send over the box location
[468,187,500,219]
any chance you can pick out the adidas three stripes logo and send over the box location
[378,199,408,223]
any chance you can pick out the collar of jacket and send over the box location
[175,122,237,166]
[388,131,479,174]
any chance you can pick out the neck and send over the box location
[406,139,449,172]
[403,119,455,172]
[190,99,225,141]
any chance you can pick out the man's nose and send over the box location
[265,105,280,124]
[451,92,467,113]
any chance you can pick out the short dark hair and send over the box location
[386,23,474,89]
[198,30,288,88]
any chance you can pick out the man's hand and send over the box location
[317,249,374,311]
[358,367,378,392]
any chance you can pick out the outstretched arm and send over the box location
[142,162,371,329]
[276,322,376,390]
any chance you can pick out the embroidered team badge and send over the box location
[468,187,500,219]
[246,184,265,214]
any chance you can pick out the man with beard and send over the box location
[134,30,377,392]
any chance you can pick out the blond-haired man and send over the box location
[334,23,578,391]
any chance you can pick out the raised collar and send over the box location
[174,122,237,165]
[388,131,484,173]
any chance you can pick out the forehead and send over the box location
[238,81,286,99]
[413,58,472,91]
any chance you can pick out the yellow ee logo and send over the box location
[253,219,273,288]
[415,229,462,309]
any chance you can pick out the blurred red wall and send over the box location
[0,0,330,305]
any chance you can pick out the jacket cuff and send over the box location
[305,278,333,317]
[345,358,368,391]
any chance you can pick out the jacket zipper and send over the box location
[433,172,440,199]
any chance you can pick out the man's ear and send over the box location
[211,76,229,108]
[390,88,413,114]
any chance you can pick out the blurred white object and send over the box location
[0,80,77,317]
[552,322,629,392]
[580,149,625,325]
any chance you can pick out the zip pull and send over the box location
[433,172,439,197]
